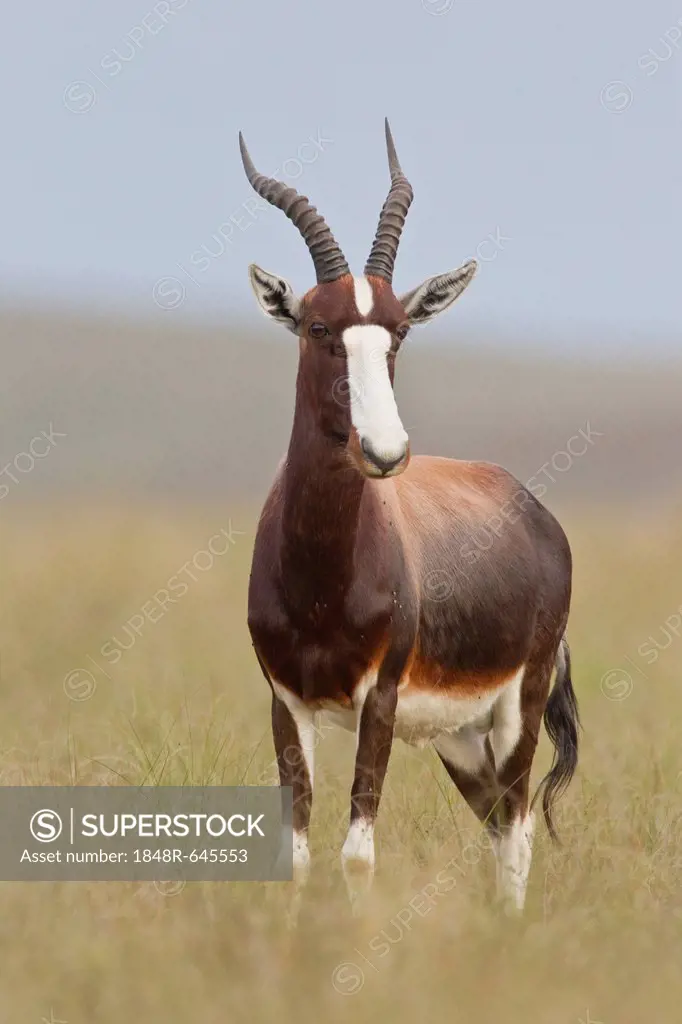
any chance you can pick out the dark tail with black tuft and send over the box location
[535,636,580,841]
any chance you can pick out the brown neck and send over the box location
[280,374,364,607]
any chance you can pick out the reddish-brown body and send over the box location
[249,453,571,712]
[241,121,579,911]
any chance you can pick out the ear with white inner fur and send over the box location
[400,260,478,325]
[248,264,301,334]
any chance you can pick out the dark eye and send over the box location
[309,322,329,339]
[395,324,410,342]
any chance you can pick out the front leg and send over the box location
[271,689,316,871]
[341,679,398,906]
[270,686,316,928]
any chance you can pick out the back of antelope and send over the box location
[243,120,580,914]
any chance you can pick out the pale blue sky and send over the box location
[1,0,681,349]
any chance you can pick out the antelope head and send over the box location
[240,120,477,479]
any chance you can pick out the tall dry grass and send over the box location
[1,501,681,1023]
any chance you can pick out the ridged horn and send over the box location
[239,132,350,284]
[364,119,414,283]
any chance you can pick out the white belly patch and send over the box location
[394,684,501,747]
[318,666,525,751]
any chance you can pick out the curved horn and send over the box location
[364,119,414,283]
[239,133,350,284]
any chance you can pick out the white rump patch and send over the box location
[490,665,524,770]
[493,811,535,912]
[353,276,374,317]
[342,324,408,463]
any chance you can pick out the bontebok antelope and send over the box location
[243,121,579,911]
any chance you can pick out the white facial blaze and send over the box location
[352,275,374,317]
[342,324,408,461]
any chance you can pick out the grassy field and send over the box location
[2,500,682,1024]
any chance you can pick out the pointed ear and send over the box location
[400,260,478,325]
[248,264,301,334]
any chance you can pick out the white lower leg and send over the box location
[292,830,310,888]
[284,829,311,929]
[493,810,535,912]
[341,818,375,907]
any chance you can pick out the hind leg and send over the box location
[491,800,536,912]
[490,659,553,912]
[434,727,503,833]
[435,723,538,912]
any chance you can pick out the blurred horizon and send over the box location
[3,303,682,508]
[2,289,681,363]
[2,0,682,350]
